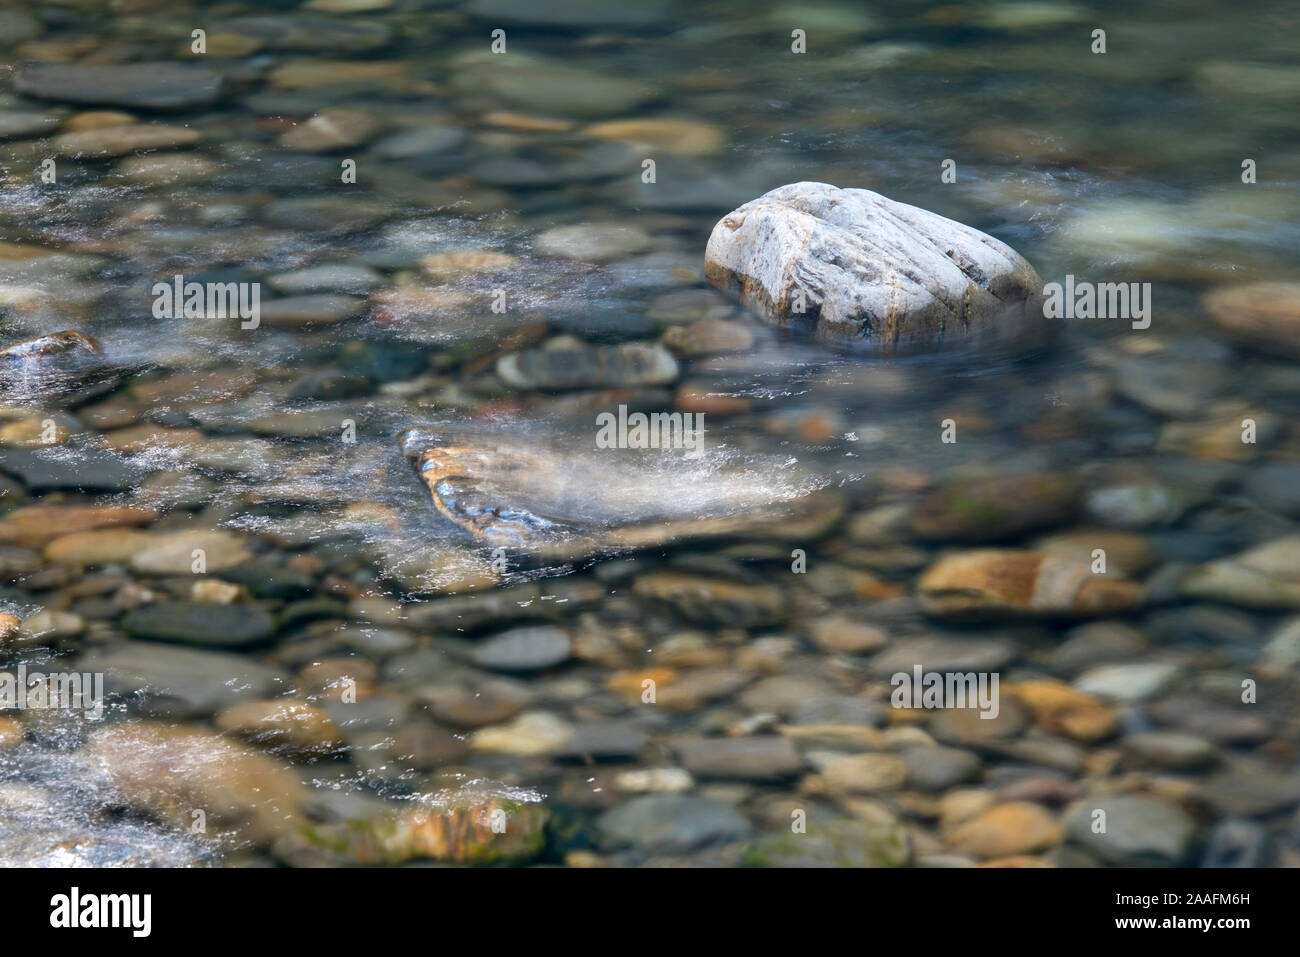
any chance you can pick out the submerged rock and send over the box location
[497,341,678,390]
[910,472,1079,541]
[79,641,288,719]
[276,787,548,866]
[1204,282,1300,359]
[0,779,209,867]
[742,817,909,867]
[83,722,305,846]
[1065,796,1197,866]
[599,794,750,854]
[945,801,1064,860]
[917,549,1140,618]
[13,63,223,111]
[403,429,842,562]
[0,331,123,406]
[705,182,1045,349]
[1180,536,1300,608]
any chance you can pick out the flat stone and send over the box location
[0,112,61,141]
[662,318,754,356]
[13,63,224,111]
[466,0,675,27]
[123,602,276,648]
[947,801,1064,859]
[497,341,677,390]
[259,295,366,328]
[0,504,157,547]
[917,549,1140,618]
[1199,760,1300,816]
[598,795,750,853]
[1243,462,1300,517]
[911,472,1078,542]
[821,753,909,794]
[469,711,574,756]
[584,117,725,157]
[1124,731,1218,769]
[1009,680,1120,742]
[0,448,142,492]
[1204,282,1300,359]
[131,530,252,575]
[1065,796,1196,866]
[472,625,572,672]
[269,264,381,295]
[558,720,650,760]
[214,699,342,755]
[1145,696,1270,745]
[810,616,888,654]
[871,636,1015,677]
[84,722,304,846]
[742,818,908,867]
[275,792,546,866]
[279,108,383,151]
[1181,536,1300,608]
[1049,621,1148,674]
[900,745,981,791]
[534,223,654,262]
[53,125,201,159]
[705,182,1045,349]
[372,126,467,159]
[77,642,287,719]
[453,53,657,117]
[1075,662,1180,703]
[115,152,221,185]
[223,13,391,51]
[44,529,151,565]
[676,736,804,781]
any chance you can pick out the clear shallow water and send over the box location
[0,0,1298,867]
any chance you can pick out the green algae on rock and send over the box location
[276,791,548,866]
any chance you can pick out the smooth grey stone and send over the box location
[598,795,751,853]
[13,63,223,110]
[1065,795,1197,866]
[471,625,572,672]
[675,735,804,781]
[122,602,277,648]
[77,642,287,719]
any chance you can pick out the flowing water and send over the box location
[0,0,1298,867]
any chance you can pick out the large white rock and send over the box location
[705,182,1046,350]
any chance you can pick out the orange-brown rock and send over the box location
[1008,679,1121,742]
[946,801,1064,859]
[918,549,1140,618]
[0,505,157,547]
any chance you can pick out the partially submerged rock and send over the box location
[705,182,1045,350]
[403,429,842,562]
[0,330,120,405]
